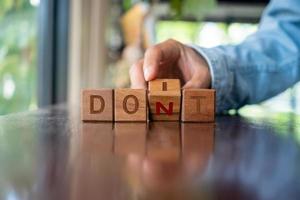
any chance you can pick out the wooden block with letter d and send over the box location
[81,89,113,121]
[181,89,215,122]
[114,89,147,121]
[148,79,181,121]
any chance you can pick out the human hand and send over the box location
[129,39,211,89]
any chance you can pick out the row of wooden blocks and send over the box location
[81,79,215,122]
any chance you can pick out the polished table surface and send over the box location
[0,106,300,200]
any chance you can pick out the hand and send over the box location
[129,39,211,89]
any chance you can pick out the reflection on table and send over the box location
[0,106,300,200]
[75,122,214,200]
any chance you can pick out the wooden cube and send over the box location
[114,89,147,121]
[148,79,181,121]
[81,89,113,121]
[181,89,215,122]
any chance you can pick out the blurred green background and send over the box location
[0,0,38,115]
[0,0,299,123]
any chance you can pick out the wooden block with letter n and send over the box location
[81,89,113,121]
[181,89,215,122]
[148,79,181,121]
[114,89,147,121]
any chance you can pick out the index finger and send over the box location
[143,39,181,81]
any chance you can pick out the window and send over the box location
[0,0,39,115]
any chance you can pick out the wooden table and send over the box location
[0,105,299,199]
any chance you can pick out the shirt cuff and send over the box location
[188,44,233,113]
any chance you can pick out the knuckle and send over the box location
[167,38,183,48]
[145,45,162,57]
[166,38,181,47]
[166,38,177,44]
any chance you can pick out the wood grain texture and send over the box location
[81,123,114,154]
[114,123,147,156]
[114,89,147,121]
[181,123,214,157]
[2,105,299,199]
[148,79,180,91]
[148,79,181,121]
[181,89,215,122]
[147,122,180,162]
[181,123,214,174]
[81,89,113,121]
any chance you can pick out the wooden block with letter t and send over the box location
[81,89,113,121]
[114,89,147,121]
[181,89,215,122]
[148,79,181,121]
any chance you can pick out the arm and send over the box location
[191,0,300,112]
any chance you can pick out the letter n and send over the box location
[155,102,173,115]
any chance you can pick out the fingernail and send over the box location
[144,67,152,81]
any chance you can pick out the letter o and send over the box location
[123,95,139,114]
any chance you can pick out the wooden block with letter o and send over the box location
[114,89,147,121]
[181,89,215,122]
[148,79,181,121]
[81,89,113,121]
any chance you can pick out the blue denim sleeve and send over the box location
[191,0,300,113]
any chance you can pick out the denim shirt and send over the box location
[191,0,300,113]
